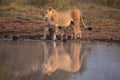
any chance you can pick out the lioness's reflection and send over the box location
[41,41,86,76]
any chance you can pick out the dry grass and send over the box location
[78,3,120,27]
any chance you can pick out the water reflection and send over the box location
[1,41,119,80]
[0,41,86,80]
[41,41,86,76]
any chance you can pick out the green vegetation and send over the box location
[0,0,119,9]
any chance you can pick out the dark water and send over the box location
[0,40,120,80]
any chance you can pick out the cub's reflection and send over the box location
[41,41,86,76]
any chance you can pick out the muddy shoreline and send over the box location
[0,36,120,43]
[0,24,120,43]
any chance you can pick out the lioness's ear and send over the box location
[49,7,52,11]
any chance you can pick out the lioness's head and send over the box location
[43,7,52,21]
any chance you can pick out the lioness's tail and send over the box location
[80,14,87,28]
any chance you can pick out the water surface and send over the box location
[0,40,120,80]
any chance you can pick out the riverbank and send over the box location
[0,3,120,43]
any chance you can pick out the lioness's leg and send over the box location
[72,26,77,39]
[73,26,81,39]
[53,33,56,40]
[77,28,82,39]
[73,33,77,39]
[42,27,49,39]
[79,29,82,38]
[52,27,58,40]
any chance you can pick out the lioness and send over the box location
[41,42,86,76]
[43,7,87,40]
